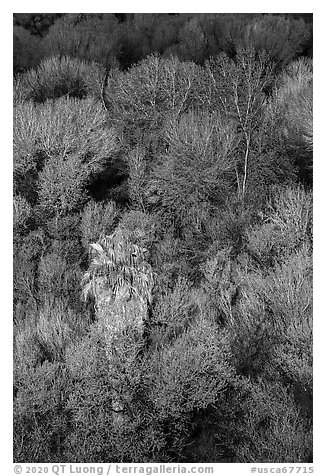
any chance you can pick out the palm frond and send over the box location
[81,228,154,312]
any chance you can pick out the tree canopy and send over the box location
[13,12,313,464]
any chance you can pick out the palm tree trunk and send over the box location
[97,297,148,427]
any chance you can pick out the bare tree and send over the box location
[205,48,274,202]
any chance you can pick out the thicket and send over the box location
[13,13,313,464]
[13,13,312,73]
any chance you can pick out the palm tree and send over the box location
[81,227,154,327]
[81,228,154,426]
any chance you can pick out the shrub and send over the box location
[14,318,43,375]
[13,25,42,73]
[196,14,311,67]
[13,15,313,463]
[270,58,313,182]
[232,379,312,462]
[261,248,313,414]
[267,186,312,249]
[17,56,106,102]
[226,237,312,414]
[14,100,44,203]
[14,360,71,462]
[127,146,147,210]
[146,319,236,460]
[243,15,311,66]
[119,209,158,250]
[64,338,117,461]
[227,268,283,378]
[35,300,86,362]
[14,97,118,214]
[150,228,185,289]
[13,195,33,233]
[151,14,184,53]
[246,185,312,265]
[80,200,119,249]
[37,253,67,298]
[146,111,236,232]
[14,13,62,37]
[38,252,83,307]
[64,325,161,462]
[201,246,236,326]
[104,55,202,152]
[150,276,202,345]
[45,214,81,243]
[14,299,89,380]
[41,14,120,67]
[38,154,90,215]
[13,229,47,318]
[178,16,209,63]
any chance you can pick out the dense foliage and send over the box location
[13,13,313,463]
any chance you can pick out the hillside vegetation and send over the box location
[13,13,313,463]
